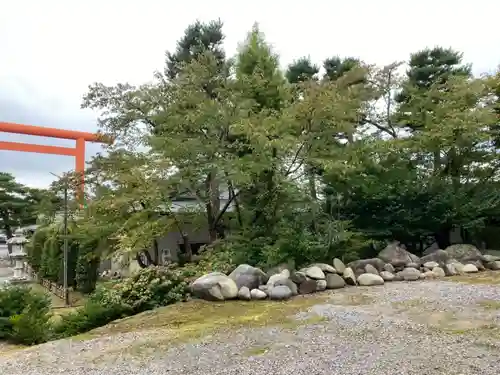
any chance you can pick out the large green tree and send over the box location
[0,173,42,238]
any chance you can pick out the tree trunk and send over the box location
[434,225,451,249]
[182,233,193,264]
[205,171,221,243]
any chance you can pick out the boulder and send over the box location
[315,279,327,291]
[420,250,450,266]
[269,285,293,300]
[483,254,500,262]
[266,262,294,278]
[451,261,465,274]
[191,273,238,301]
[275,278,298,296]
[348,258,385,272]
[406,263,420,269]
[422,270,436,279]
[229,264,268,290]
[378,243,419,267]
[357,273,384,286]
[380,271,395,281]
[250,289,267,300]
[485,261,500,270]
[399,267,421,281]
[290,271,307,284]
[258,285,270,293]
[304,266,326,280]
[444,244,483,263]
[326,273,346,289]
[267,270,290,287]
[472,260,486,271]
[238,286,251,300]
[432,267,446,278]
[383,263,395,273]
[343,267,357,285]
[462,264,479,273]
[364,264,379,275]
[298,279,318,294]
[333,258,346,274]
[310,263,336,274]
[423,261,439,269]
[443,263,458,276]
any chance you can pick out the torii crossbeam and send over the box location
[0,121,111,199]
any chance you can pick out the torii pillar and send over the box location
[0,121,111,201]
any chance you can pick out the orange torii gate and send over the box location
[0,121,111,199]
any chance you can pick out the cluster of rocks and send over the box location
[190,243,500,301]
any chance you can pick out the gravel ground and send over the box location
[1,280,500,375]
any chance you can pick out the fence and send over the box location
[26,265,68,301]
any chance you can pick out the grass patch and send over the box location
[478,300,500,310]
[328,293,375,306]
[448,272,500,285]
[29,283,86,308]
[244,345,270,356]
[443,323,500,339]
[86,294,331,361]
[391,298,426,311]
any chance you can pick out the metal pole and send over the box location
[63,181,69,307]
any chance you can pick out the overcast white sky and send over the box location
[1,0,499,188]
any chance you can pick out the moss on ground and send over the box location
[448,271,500,285]
[478,299,500,310]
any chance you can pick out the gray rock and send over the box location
[444,263,458,276]
[298,279,317,294]
[304,266,326,280]
[348,258,385,272]
[275,278,298,296]
[378,243,420,267]
[380,271,395,281]
[444,244,483,263]
[473,260,486,271]
[343,267,357,285]
[483,254,500,262]
[393,273,404,282]
[250,288,267,300]
[399,267,421,281]
[463,264,479,273]
[229,264,268,290]
[269,285,293,300]
[310,263,336,274]
[357,273,384,286]
[383,263,395,273]
[420,249,450,266]
[290,271,307,284]
[333,258,346,274]
[326,273,346,289]
[422,270,436,279]
[432,267,446,278]
[364,264,379,275]
[191,273,238,301]
[267,270,290,287]
[452,261,465,274]
[423,261,439,269]
[238,286,251,300]
[406,262,420,269]
[316,279,327,291]
[485,261,500,270]
[258,285,269,293]
[266,263,294,278]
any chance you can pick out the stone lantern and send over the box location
[7,235,30,284]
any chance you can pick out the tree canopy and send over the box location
[38,19,500,268]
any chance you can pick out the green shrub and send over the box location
[26,227,50,273]
[106,266,190,313]
[53,300,130,338]
[0,286,52,345]
[75,242,100,294]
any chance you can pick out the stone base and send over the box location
[7,277,32,285]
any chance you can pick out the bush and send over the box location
[53,300,130,338]
[104,266,190,313]
[26,227,50,273]
[0,286,52,345]
[75,242,100,294]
